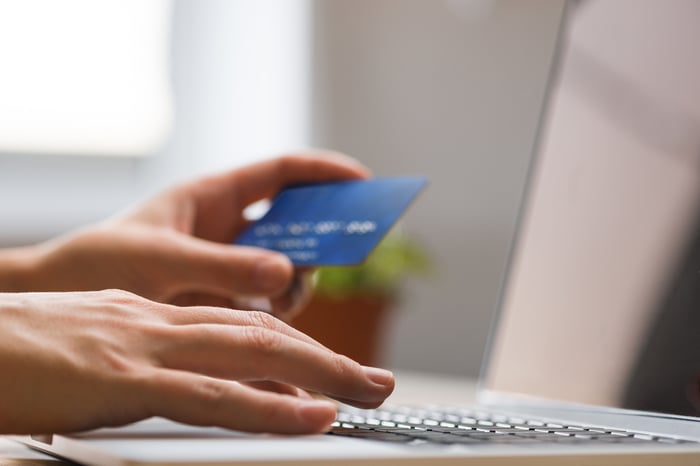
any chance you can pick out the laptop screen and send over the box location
[484,0,700,417]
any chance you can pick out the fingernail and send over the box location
[255,258,289,292]
[362,366,394,386]
[298,400,337,428]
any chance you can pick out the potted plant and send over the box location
[291,231,431,366]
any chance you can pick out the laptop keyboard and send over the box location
[329,406,695,446]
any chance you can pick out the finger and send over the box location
[155,325,394,408]
[231,267,314,316]
[243,381,313,399]
[161,307,329,351]
[227,152,371,209]
[186,153,371,242]
[139,369,337,434]
[157,233,295,299]
[268,270,314,322]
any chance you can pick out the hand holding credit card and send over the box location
[234,177,427,266]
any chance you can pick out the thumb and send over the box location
[161,234,294,300]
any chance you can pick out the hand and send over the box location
[0,290,394,435]
[24,153,370,320]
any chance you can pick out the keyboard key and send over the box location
[331,432,414,443]
[332,406,694,447]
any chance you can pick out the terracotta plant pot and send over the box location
[291,292,393,367]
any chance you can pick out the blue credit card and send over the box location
[234,176,427,266]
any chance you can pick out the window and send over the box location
[0,0,173,156]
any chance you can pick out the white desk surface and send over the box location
[0,371,478,464]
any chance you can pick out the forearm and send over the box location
[0,245,43,292]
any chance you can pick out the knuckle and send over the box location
[100,288,143,305]
[85,337,144,380]
[242,326,284,355]
[196,378,229,409]
[247,310,280,330]
[275,154,311,179]
[331,353,360,377]
[136,320,174,342]
[97,290,167,322]
[275,154,296,170]
[192,306,239,324]
[101,347,141,376]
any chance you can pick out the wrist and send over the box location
[0,245,44,292]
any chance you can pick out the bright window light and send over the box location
[0,0,173,156]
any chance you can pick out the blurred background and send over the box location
[12,0,695,415]
[0,0,562,377]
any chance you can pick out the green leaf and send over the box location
[313,231,432,297]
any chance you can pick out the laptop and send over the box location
[18,0,700,464]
